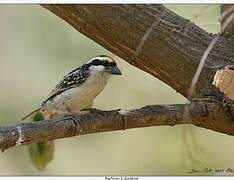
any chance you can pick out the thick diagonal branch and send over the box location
[2,5,233,151]
[221,5,234,35]
[0,102,234,151]
[42,4,234,99]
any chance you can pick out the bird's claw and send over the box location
[64,113,83,133]
[81,108,96,112]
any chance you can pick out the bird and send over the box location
[22,55,122,120]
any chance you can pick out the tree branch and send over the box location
[221,5,234,35]
[1,101,233,151]
[42,4,234,99]
[1,5,234,150]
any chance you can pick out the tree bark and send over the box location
[42,4,234,100]
[2,5,234,151]
[1,102,234,151]
[221,5,234,35]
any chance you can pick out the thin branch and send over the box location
[220,5,234,35]
[0,102,234,151]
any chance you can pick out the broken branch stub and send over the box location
[213,66,234,100]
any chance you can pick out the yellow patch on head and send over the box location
[97,55,114,63]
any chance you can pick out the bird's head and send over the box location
[85,55,122,75]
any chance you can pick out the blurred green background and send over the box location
[0,4,232,175]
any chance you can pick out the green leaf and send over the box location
[29,112,54,171]
[29,141,55,171]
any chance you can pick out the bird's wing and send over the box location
[43,67,90,104]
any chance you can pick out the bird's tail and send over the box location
[22,107,42,120]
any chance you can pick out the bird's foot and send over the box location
[80,108,99,114]
[64,113,83,133]
[81,108,94,112]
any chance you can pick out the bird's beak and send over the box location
[106,66,122,75]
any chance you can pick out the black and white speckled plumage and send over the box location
[43,67,90,104]
[22,55,121,120]
[42,55,117,104]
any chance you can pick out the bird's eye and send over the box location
[91,59,103,66]
[104,60,116,67]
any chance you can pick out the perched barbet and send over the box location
[23,55,122,170]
